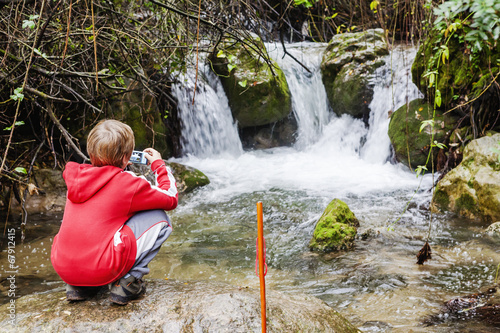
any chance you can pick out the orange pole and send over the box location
[256,201,266,333]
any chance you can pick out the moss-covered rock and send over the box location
[431,133,500,222]
[210,35,292,129]
[107,79,170,157]
[321,29,388,120]
[129,161,210,198]
[166,162,210,195]
[388,98,457,169]
[412,26,500,129]
[309,199,360,252]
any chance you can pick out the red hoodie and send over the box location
[51,159,178,286]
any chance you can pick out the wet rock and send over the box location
[129,161,210,198]
[210,35,293,129]
[485,221,500,237]
[0,280,359,333]
[321,29,388,122]
[431,133,500,222]
[109,78,170,157]
[388,98,457,169]
[8,168,67,214]
[424,285,500,327]
[309,199,359,252]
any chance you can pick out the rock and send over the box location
[210,35,293,129]
[431,133,500,222]
[485,222,500,237]
[309,199,360,252]
[423,285,500,327]
[108,79,171,157]
[412,30,500,114]
[0,280,359,333]
[8,168,67,214]
[388,98,457,169]
[128,161,210,198]
[321,29,388,121]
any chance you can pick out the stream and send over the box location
[1,42,499,332]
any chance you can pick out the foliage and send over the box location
[434,0,500,52]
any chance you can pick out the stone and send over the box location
[210,35,293,129]
[321,29,389,121]
[309,199,360,252]
[432,133,500,222]
[388,98,457,169]
[0,280,359,333]
[485,222,500,237]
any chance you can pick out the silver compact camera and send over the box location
[129,150,148,165]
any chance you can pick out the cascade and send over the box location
[361,47,423,163]
[172,62,243,158]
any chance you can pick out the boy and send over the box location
[51,119,178,305]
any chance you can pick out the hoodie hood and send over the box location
[63,162,123,203]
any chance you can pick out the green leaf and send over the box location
[435,89,442,107]
[227,54,236,63]
[415,165,428,178]
[428,72,435,88]
[440,45,449,64]
[238,80,247,88]
[216,50,226,58]
[420,119,434,133]
[22,20,36,29]
[14,167,27,174]
[227,64,236,72]
[370,0,379,11]
[433,141,447,149]
[10,87,24,102]
[33,48,48,59]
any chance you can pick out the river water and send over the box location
[1,43,499,332]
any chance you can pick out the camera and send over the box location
[129,150,148,165]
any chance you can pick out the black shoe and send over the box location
[109,275,146,305]
[66,284,101,301]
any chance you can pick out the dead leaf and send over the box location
[416,241,432,265]
[28,183,39,196]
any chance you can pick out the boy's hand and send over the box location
[143,148,163,165]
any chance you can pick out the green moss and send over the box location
[433,188,450,211]
[180,168,210,190]
[488,161,500,171]
[462,157,475,168]
[388,99,434,169]
[310,199,359,252]
[467,177,475,188]
[211,37,292,128]
[455,193,477,213]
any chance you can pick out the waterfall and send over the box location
[174,43,421,167]
[265,42,331,149]
[361,46,423,163]
[172,62,243,158]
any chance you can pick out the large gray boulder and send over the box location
[321,29,388,121]
[0,280,358,333]
[432,133,500,222]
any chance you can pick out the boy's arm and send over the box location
[128,159,178,212]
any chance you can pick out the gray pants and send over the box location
[123,210,172,280]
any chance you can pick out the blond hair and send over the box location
[87,119,134,167]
